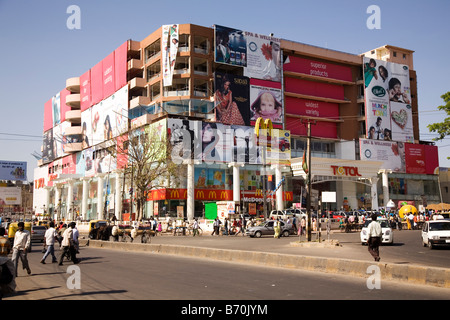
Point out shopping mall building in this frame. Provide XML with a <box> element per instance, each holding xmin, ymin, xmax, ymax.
<box><xmin>32</xmin><ymin>23</ymin><xmax>440</xmax><ymax>222</ymax></box>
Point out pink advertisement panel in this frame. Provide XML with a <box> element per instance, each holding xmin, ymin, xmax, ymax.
<box><xmin>114</xmin><ymin>41</ymin><xmax>128</xmax><ymax>91</ymax></box>
<box><xmin>284</xmin><ymin>77</ymin><xmax>345</xmax><ymax>101</ymax></box>
<box><xmin>59</xmin><ymin>89</ymin><xmax>71</xmax><ymax>123</ymax></box>
<box><xmin>284</xmin><ymin>56</ymin><xmax>352</xmax><ymax>82</ymax></box>
<box><xmin>286</xmin><ymin>117</ymin><xmax>337</xmax><ymax>139</ymax></box>
<box><xmin>80</xmin><ymin>70</ymin><xmax>91</xmax><ymax>111</ymax></box>
<box><xmin>405</xmin><ymin>143</ymin><xmax>426</xmax><ymax>174</ymax></box>
<box><xmin>285</xmin><ymin>97</ymin><xmax>339</xmax><ymax>118</ymax></box>
<box><xmin>425</xmin><ymin>144</ymin><xmax>439</xmax><ymax>175</ymax></box>
<box><xmin>43</xmin><ymin>99</ymin><xmax>53</xmax><ymax>132</ymax></box>
<box><xmin>91</xmin><ymin>61</ymin><xmax>103</xmax><ymax>105</ymax></box>
<box><xmin>102</xmin><ymin>52</ymin><xmax>115</xmax><ymax>99</ymax></box>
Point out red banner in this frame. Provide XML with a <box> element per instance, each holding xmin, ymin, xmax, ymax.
<box><xmin>114</xmin><ymin>41</ymin><xmax>128</xmax><ymax>91</ymax></box>
<box><xmin>285</xmin><ymin>117</ymin><xmax>337</xmax><ymax>139</ymax></box>
<box><xmin>285</xmin><ymin>97</ymin><xmax>339</xmax><ymax>118</ymax></box>
<box><xmin>285</xmin><ymin>77</ymin><xmax>345</xmax><ymax>101</ymax></box>
<box><xmin>102</xmin><ymin>52</ymin><xmax>115</xmax><ymax>99</ymax></box>
<box><xmin>425</xmin><ymin>144</ymin><xmax>439</xmax><ymax>175</ymax></box>
<box><xmin>59</xmin><ymin>89</ymin><xmax>71</xmax><ymax>123</ymax></box>
<box><xmin>284</xmin><ymin>56</ymin><xmax>352</xmax><ymax>82</ymax></box>
<box><xmin>43</xmin><ymin>99</ymin><xmax>53</xmax><ymax>132</ymax></box>
<box><xmin>91</xmin><ymin>61</ymin><xmax>103</xmax><ymax>105</ymax></box>
<box><xmin>405</xmin><ymin>143</ymin><xmax>426</xmax><ymax>174</ymax></box>
<box><xmin>80</xmin><ymin>70</ymin><xmax>91</xmax><ymax>111</ymax></box>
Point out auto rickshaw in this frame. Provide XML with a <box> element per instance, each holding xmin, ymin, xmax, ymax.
<box><xmin>88</xmin><ymin>220</ymin><xmax>109</xmax><ymax>240</ymax></box>
<box><xmin>8</xmin><ymin>222</ymin><xmax>32</xmax><ymax>252</ymax></box>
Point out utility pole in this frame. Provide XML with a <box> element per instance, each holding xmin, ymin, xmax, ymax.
<box><xmin>302</xmin><ymin>119</ymin><xmax>315</xmax><ymax>242</ymax></box>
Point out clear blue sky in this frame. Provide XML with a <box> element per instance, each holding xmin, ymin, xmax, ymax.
<box><xmin>0</xmin><ymin>0</ymin><xmax>449</xmax><ymax>182</ymax></box>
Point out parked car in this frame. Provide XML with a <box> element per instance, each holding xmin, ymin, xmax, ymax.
<box><xmin>421</xmin><ymin>219</ymin><xmax>450</xmax><ymax>249</ymax></box>
<box><xmin>31</xmin><ymin>225</ymin><xmax>47</xmax><ymax>243</ymax></box>
<box><xmin>245</xmin><ymin>220</ymin><xmax>295</xmax><ymax>238</ymax></box>
<box><xmin>360</xmin><ymin>218</ymin><xmax>394</xmax><ymax>245</ymax></box>
<box><xmin>269</xmin><ymin>209</ymin><xmax>306</xmax><ymax>221</ymax></box>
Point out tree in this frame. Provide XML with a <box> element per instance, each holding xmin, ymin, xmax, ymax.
<box><xmin>427</xmin><ymin>92</ymin><xmax>450</xmax><ymax>159</ymax></box>
<box><xmin>114</xmin><ymin>120</ymin><xmax>182</xmax><ymax>222</ymax></box>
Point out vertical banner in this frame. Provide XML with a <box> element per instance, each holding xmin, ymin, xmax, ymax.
<box><xmin>388</xmin><ymin>63</ymin><xmax>413</xmax><ymax>142</ymax></box>
<box><xmin>162</xmin><ymin>24</ymin><xmax>179</xmax><ymax>87</ymax></box>
<box><xmin>214</xmin><ymin>72</ymin><xmax>250</xmax><ymax>126</ymax></box>
<box><xmin>363</xmin><ymin>57</ymin><xmax>391</xmax><ymax>141</ymax></box>
<box><xmin>80</xmin><ymin>70</ymin><xmax>91</xmax><ymax>111</ymax></box>
<box><xmin>102</xmin><ymin>52</ymin><xmax>116</xmax><ymax>99</ymax></box>
<box><xmin>52</xmin><ymin>92</ymin><xmax>61</xmax><ymax>127</ymax></box>
<box><xmin>363</xmin><ymin>57</ymin><xmax>413</xmax><ymax>142</ymax></box>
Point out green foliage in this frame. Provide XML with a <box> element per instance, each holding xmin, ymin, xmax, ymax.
<box><xmin>427</xmin><ymin>92</ymin><xmax>450</xmax><ymax>142</ymax></box>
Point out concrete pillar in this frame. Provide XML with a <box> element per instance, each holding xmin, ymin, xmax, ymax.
<box><xmin>381</xmin><ymin>170</ymin><xmax>390</xmax><ymax>208</ymax></box>
<box><xmin>81</xmin><ymin>178</ymin><xmax>89</xmax><ymax>220</ymax></box>
<box><xmin>275</xmin><ymin>165</ymin><xmax>283</xmax><ymax>211</ymax></box>
<box><xmin>54</xmin><ymin>185</ymin><xmax>61</xmax><ymax>221</ymax></box>
<box><xmin>115</xmin><ymin>171</ymin><xmax>122</xmax><ymax>221</ymax></box>
<box><xmin>97</xmin><ymin>174</ymin><xmax>105</xmax><ymax>220</ymax></box>
<box><xmin>228</xmin><ymin>162</ymin><xmax>243</xmax><ymax>204</ymax></box>
<box><xmin>187</xmin><ymin>161</ymin><xmax>195</xmax><ymax>222</ymax></box>
<box><xmin>67</xmin><ymin>180</ymin><xmax>74</xmax><ymax>221</ymax></box>
<box><xmin>371</xmin><ymin>177</ymin><xmax>379</xmax><ymax>210</ymax></box>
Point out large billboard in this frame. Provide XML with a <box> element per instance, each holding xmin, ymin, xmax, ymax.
<box><xmin>360</xmin><ymin>138</ymin><xmax>405</xmax><ymax>173</ymax></box>
<box><xmin>81</xmin><ymin>85</ymin><xmax>129</xmax><ymax>148</ymax></box>
<box><xmin>363</xmin><ymin>57</ymin><xmax>413</xmax><ymax>142</ymax></box>
<box><xmin>214</xmin><ymin>72</ymin><xmax>250</xmax><ymax>126</ymax></box>
<box><xmin>0</xmin><ymin>161</ymin><xmax>27</xmax><ymax>181</ymax></box>
<box><xmin>249</xmin><ymin>79</ymin><xmax>283</xmax><ymax>127</ymax></box>
<box><xmin>0</xmin><ymin>187</ymin><xmax>21</xmax><ymax>205</ymax></box>
<box><xmin>214</xmin><ymin>25</ymin><xmax>282</xmax><ymax>82</ymax></box>
<box><xmin>168</xmin><ymin>118</ymin><xmax>291</xmax><ymax>165</ymax></box>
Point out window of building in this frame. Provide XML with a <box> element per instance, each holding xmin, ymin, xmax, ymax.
<box><xmin>393</xmin><ymin>51</ymin><xmax>397</xmax><ymax>57</ymax></box>
<box><xmin>403</xmin><ymin>54</ymin><xmax>407</xmax><ymax>60</ymax></box>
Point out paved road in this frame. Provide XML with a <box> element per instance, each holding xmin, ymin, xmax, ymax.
<box><xmin>5</xmin><ymin>244</ymin><xmax>450</xmax><ymax>302</ymax></box>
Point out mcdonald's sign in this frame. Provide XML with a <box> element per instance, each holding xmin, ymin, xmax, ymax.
<box><xmin>170</xmin><ymin>189</ymin><xmax>180</xmax><ymax>199</ymax></box>
<box><xmin>208</xmin><ymin>191</ymin><xmax>217</xmax><ymax>199</ymax></box>
<box><xmin>254</xmin><ymin>117</ymin><xmax>273</xmax><ymax>138</ymax></box>
<box><xmin>255</xmin><ymin>189</ymin><xmax>263</xmax><ymax>197</ymax></box>
<box><xmin>196</xmin><ymin>190</ymin><xmax>205</xmax><ymax>199</ymax></box>
<box><xmin>220</xmin><ymin>190</ymin><xmax>228</xmax><ymax>200</ymax></box>
<box><xmin>284</xmin><ymin>192</ymin><xmax>293</xmax><ymax>201</ymax></box>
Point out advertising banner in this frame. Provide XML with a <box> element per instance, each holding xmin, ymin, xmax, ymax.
<box><xmin>214</xmin><ymin>25</ymin><xmax>247</xmax><ymax>67</ymax></box>
<box><xmin>82</xmin><ymin>85</ymin><xmax>129</xmax><ymax>148</ymax></box>
<box><xmin>114</xmin><ymin>41</ymin><xmax>128</xmax><ymax>91</ymax></box>
<box><xmin>214</xmin><ymin>72</ymin><xmax>250</xmax><ymax>126</ymax></box>
<box><xmin>162</xmin><ymin>24</ymin><xmax>179</xmax><ymax>87</ymax></box>
<box><xmin>363</xmin><ymin>57</ymin><xmax>413</xmax><ymax>142</ymax></box>
<box><xmin>194</xmin><ymin>168</ymin><xmax>227</xmax><ymax>189</ymax></box>
<box><xmin>243</xmin><ymin>32</ymin><xmax>282</xmax><ymax>82</ymax></box>
<box><xmin>169</xmin><ymin>119</ymin><xmax>290</xmax><ymax>165</ymax></box>
<box><xmin>42</xmin><ymin>129</ymin><xmax>55</xmax><ymax>163</ymax></box>
<box><xmin>52</xmin><ymin>92</ymin><xmax>61</xmax><ymax>127</ymax></box>
<box><xmin>0</xmin><ymin>161</ymin><xmax>27</xmax><ymax>181</ymax></box>
<box><xmin>80</xmin><ymin>70</ymin><xmax>91</xmax><ymax>111</ymax></box>
<box><xmin>59</xmin><ymin>89</ymin><xmax>71</xmax><ymax>123</ymax></box>
<box><xmin>424</xmin><ymin>144</ymin><xmax>439</xmax><ymax>175</ymax></box>
<box><xmin>102</xmin><ymin>51</ymin><xmax>115</xmax><ymax>99</ymax></box>
<box><xmin>43</xmin><ymin>99</ymin><xmax>53</xmax><ymax>132</ymax></box>
<box><xmin>91</xmin><ymin>60</ymin><xmax>103</xmax><ymax>105</ymax></box>
<box><xmin>0</xmin><ymin>187</ymin><xmax>21</xmax><ymax>205</ymax></box>
<box><xmin>359</xmin><ymin>138</ymin><xmax>405</xmax><ymax>173</ymax></box>
<box><xmin>284</xmin><ymin>56</ymin><xmax>352</xmax><ymax>82</ymax></box>
<box><xmin>250</xmin><ymin>79</ymin><xmax>283</xmax><ymax>126</ymax></box>
<box><xmin>285</xmin><ymin>97</ymin><xmax>339</xmax><ymax>119</ymax></box>
<box><xmin>405</xmin><ymin>143</ymin><xmax>426</xmax><ymax>174</ymax></box>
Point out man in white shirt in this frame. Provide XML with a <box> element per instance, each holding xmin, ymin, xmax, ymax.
<box><xmin>367</xmin><ymin>214</ymin><xmax>382</xmax><ymax>262</ymax></box>
<box><xmin>40</xmin><ymin>221</ymin><xmax>58</xmax><ymax>264</ymax></box>
<box><xmin>58</xmin><ymin>222</ymin><xmax>79</xmax><ymax>265</ymax></box>
<box><xmin>11</xmin><ymin>222</ymin><xmax>31</xmax><ymax>276</ymax></box>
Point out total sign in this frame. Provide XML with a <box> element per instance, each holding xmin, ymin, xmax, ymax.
<box><xmin>331</xmin><ymin>165</ymin><xmax>362</xmax><ymax>177</ymax></box>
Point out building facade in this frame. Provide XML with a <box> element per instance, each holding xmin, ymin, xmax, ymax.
<box><xmin>33</xmin><ymin>24</ymin><xmax>441</xmax><ymax>222</ymax></box>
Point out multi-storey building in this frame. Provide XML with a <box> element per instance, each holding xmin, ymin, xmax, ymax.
<box><xmin>33</xmin><ymin>23</ymin><xmax>441</xmax><ymax>222</ymax></box>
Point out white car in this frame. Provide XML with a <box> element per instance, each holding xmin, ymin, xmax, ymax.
<box><xmin>421</xmin><ymin>219</ymin><xmax>450</xmax><ymax>249</ymax></box>
<box><xmin>360</xmin><ymin>218</ymin><xmax>394</xmax><ymax>245</ymax></box>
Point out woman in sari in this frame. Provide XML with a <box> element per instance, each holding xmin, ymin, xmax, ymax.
<box><xmin>215</xmin><ymin>77</ymin><xmax>245</xmax><ymax>126</ymax></box>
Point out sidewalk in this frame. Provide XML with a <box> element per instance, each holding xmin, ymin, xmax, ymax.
<box><xmin>81</xmin><ymin>230</ymin><xmax>450</xmax><ymax>288</ymax></box>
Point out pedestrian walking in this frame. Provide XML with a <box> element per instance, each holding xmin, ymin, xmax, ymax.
<box><xmin>274</xmin><ymin>218</ymin><xmax>281</xmax><ymax>239</ymax></box>
<box><xmin>0</xmin><ymin>227</ymin><xmax>11</xmax><ymax>257</ymax></box>
<box><xmin>367</xmin><ymin>214</ymin><xmax>382</xmax><ymax>262</ymax></box>
<box><xmin>58</xmin><ymin>222</ymin><xmax>79</xmax><ymax>265</ymax></box>
<box><xmin>212</xmin><ymin>218</ymin><xmax>221</xmax><ymax>236</ymax></box>
<box><xmin>40</xmin><ymin>221</ymin><xmax>58</xmax><ymax>264</ymax></box>
<box><xmin>223</xmin><ymin>218</ymin><xmax>229</xmax><ymax>236</ymax></box>
<box><xmin>192</xmin><ymin>218</ymin><xmax>199</xmax><ymax>236</ymax></box>
<box><xmin>72</xmin><ymin>223</ymin><xmax>80</xmax><ymax>254</ymax></box>
<box><xmin>11</xmin><ymin>222</ymin><xmax>31</xmax><ymax>276</ymax></box>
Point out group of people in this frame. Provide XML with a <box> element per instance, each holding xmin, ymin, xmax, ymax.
<box><xmin>0</xmin><ymin>220</ymin><xmax>80</xmax><ymax>299</ymax></box>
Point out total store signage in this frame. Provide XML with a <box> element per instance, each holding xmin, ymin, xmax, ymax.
<box><xmin>331</xmin><ymin>165</ymin><xmax>362</xmax><ymax>177</ymax></box>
